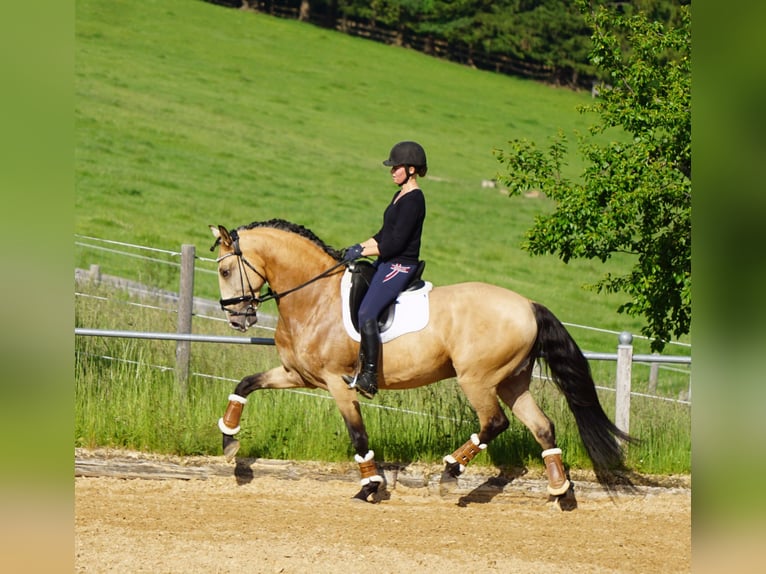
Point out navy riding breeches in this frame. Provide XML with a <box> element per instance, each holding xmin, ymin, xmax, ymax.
<box><xmin>357</xmin><ymin>261</ymin><xmax>415</xmax><ymax>326</ymax></box>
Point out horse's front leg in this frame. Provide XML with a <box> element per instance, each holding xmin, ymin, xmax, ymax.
<box><xmin>218</xmin><ymin>365</ymin><xmax>306</xmax><ymax>461</ymax></box>
<box><xmin>327</xmin><ymin>379</ymin><xmax>384</xmax><ymax>503</ymax></box>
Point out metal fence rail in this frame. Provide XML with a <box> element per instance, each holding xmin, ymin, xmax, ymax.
<box><xmin>74</xmin><ymin>328</ymin><xmax>276</xmax><ymax>346</ymax></box>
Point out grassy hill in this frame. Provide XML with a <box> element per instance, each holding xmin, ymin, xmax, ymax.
<box><xmin>75</xmin><ymin>0</ymin><xmax>677</xmax><ymax>354</ymax></box>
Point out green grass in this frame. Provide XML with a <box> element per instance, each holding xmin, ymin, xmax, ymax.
<box><xmin>75</xmin><ymin>0</ymin><xmax>690</xmax><ymax>475</ymax></box>
<box><xmin>74</xmin><ymin>0</ymin><xmax>659</xmax><ymax>345</ymax></box>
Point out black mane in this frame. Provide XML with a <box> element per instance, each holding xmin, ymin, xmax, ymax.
<box><xmin>240</xmin><ymin>219</ymin><xmax>343</xmax><ymax>261</ymax></box>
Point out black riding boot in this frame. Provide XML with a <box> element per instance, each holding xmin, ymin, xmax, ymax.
<box><xmin>343</xmin><ymin>319</ymin><xmax>381</xmax><ymax>399</ymax></box>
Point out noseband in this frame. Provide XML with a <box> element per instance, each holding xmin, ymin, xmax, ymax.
<box><xmin>212</xmin><ymin>228</ymin><xmax>346</xmax><ymax>320</ymax></box>
<box><xmin>215</xmin><ymin>251</ymin><xmax>274</xmax><ymax>320</ymax></box>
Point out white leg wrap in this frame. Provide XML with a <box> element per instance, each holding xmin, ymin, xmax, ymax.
<box><xmin>360</xmin><ymin>475</ymin><xmax>385</xmax><ymax>485</ymax></box>
<box><xmin>542</xmin><ymin>447</ymin><xmax>562</xmax><ymax>459</ymax></box>
<box><xmin>218</xmin><ymin>417</ymin><xmax>240</xmax><ymax>435</ymax></box>
<box><xmin>443</xmin><ymin>454</ymin><xmax>465</xmax><ymax>474</ymax></box>
<box><xmin>470</xmin><ymin>433</ymin><xmax>488</xmax><ymax>450</ymax></box>
<box><xmin>355</xmin><ymin>450</ymin><xmax>383</xmax><ymax>486</ymax></box>
<box><xmin>354</xmin><ymin>450</ymin><xmax>375</xmax><ymax>463</ymax></box>
<box><xmin>228</xmin><ymin>394</ymin><xmax>248</xmax><ymax>404</ymax></box>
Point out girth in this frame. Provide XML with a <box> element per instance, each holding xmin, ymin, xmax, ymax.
<box><xmin>347</xmin><ymin>260</ymin><xmax>426</xmax><ymax>332</ymax></box>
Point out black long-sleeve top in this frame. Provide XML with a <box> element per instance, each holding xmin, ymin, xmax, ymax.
<box><xmin>372</xmin><ymin>189</ymin><xmax>426</xmax><ymax>264</ymax></box>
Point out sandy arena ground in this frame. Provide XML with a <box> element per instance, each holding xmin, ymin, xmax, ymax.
<box><xmin>75</xmin><ymin>449</ymin><xmax>691</xmax><ymax>573</ymax></box>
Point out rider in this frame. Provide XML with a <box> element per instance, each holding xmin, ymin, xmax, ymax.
<box><xmin>341</xmin><ymin>141</ymin><xmax>428</xmax><ymax>399</ymax></box>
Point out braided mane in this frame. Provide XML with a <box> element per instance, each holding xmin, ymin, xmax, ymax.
<box><xmin>240</xmin><ymin>219</ymin><xmax>343</xmax><ymax>261</ymax></box>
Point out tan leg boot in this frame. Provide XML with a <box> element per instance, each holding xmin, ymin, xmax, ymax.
<box><xmin>542</xmin><ymin>447</ymin><xmax>571</xmax><ymax>496</ymax></box>
<box><xmin>218</xmin><ymin>394</ymin><xmax>247</xmax><ymax>435</ymax></box>
<box><xmin>443</xmin><ymin>433</ymin><xmax>487</xmax><ymax>475</ymax></box>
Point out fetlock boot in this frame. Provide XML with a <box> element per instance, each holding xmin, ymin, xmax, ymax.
<box><xmin>542</xmin><ymin>447</ymin><xmax>571</xmax><ymax>496</ymax></box>
<box><xmin>343</xmin><ymin>319</ymin><xmax>381</xmax><ymax>399</ymax></box>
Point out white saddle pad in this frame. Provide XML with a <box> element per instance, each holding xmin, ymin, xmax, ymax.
<box><xmin>340</xmin><ymin>269</ymin><xmax>432</xmax><ymax>343</ymax></box>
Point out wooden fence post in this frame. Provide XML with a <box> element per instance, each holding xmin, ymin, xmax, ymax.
<box><xmin>615</xmin><ymin>331</ymin><xmax>633</xmax><ymax>435</ymax></box>
<box><xmin>175</xmin><ymin>244</ymin><xmax>195</xmax><ymax>394</ymax></box>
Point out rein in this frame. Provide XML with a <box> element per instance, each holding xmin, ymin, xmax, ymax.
<box><xmin>213</xmin><ymin>228</ymin><xmax>346</xmax><ymax>317</ymax></box>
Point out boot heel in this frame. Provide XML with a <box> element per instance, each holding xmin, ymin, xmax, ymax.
<box><xmin>355</xmin><ymin>375</ymin><xmax>377</xmax><ymax>399</ymax></box>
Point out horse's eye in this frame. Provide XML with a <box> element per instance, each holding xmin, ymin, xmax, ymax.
<box><xmin>220</xmin><ymin>268</ymin><xmax>230</xmax><ymax>279</ymax></box>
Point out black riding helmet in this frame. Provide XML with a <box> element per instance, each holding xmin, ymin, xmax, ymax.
<box><xmin>383</xmin><ymin>141</ymin><xmax>428</xmax><ymax>177</ymax></box>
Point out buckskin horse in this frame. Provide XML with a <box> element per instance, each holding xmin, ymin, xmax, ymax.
<box><xmin>210</xmin><ymin>219</ymin><xmax>633</xmax><ymax>502</ymax></box>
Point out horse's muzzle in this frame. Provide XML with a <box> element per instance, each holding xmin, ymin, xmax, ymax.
<box><xmin>220</xmin><ymin>296</ymin><xmax>260</xmax><ymax>331</ymax></box>
<box><xmin>227</xmin><ymin>306</ymin><xmax>258</xmax><ymax>332</ymax></box>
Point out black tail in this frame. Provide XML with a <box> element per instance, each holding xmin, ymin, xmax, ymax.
<box><xmin>532</xmin><ymin>302</ymin><xmax>635</xmax><ymax>471</ymax></box>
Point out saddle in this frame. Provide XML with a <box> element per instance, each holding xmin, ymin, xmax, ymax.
<box><xmin>347</xmin><ymin>260</ymin><xmax>426</xmax><ymax>332</ymax></box>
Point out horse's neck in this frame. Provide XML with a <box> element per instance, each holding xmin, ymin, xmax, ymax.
<box><xmin>260</xmin><ymin>237</ymin><xmax>342</xmax><ymax>338</ymax></box>
<box><xmin>246</xmin><ymin>231</ymin><xmax>339</xmax><ymax>302</ymax></box>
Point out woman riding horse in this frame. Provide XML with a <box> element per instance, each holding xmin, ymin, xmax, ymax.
<box><xmin>341</xmin><ymin>140</ymin><xmax>428</xmax><ymax>399</ymax></box>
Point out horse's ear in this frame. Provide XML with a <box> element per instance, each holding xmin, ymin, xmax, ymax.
<box><xmin>209</xmin><ymin>225</ymin><xmax>233</xmax><ymax>248</ymax></box>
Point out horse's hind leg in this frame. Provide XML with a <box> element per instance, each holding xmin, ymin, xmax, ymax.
<box><xmin>497</xmin><ymin>370</ymin><xmax>571</xmax><ymax>496</ymax></box>
<box><xmin>218</xmin><ymin>365</ymin><xmax>307</xmax><ymax>461</ymax></box>
<box><xmin>442</xmin><ymin>379</ymin><xmax>510</xmax><ymax>479</ymax></box>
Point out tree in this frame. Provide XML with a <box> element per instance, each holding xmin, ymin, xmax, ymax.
<box><xmin>494</xmin><ymin>1</ymin><xmax>691</xmax><ymax>352</ymax></box>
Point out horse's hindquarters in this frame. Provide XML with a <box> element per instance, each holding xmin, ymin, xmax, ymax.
<box><xmin>374</xmin><ymin>283</ymin><xmax>536</xmax><ymax>390</ymax></box>
<box><xmin>428</xmin><ymin>283</ymin><xmax>537</xmax><ymax>377</ymax></box>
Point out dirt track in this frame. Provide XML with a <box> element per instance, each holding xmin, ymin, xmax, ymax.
<box><xmin>74</xmin><ymin>449</ymin><xmax>691</xmax><ymax>573</ymax></box>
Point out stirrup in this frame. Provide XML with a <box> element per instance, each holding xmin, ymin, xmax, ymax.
<box><xmin>344</xmin><ymin>371</ymin><xmax>377</xmax><ymax>399</ymax></box>
<box><xmin>342</xmin><ymin>373</ymin><xmax>357</xmax><ymax>389</ymax></box>
<box><xmin>354</xmin><ymin>375</ymin><xmax>377</xmax><ymax>399</ymax></box>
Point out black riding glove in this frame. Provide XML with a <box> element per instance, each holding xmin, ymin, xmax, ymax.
<box><xmin>342</xmin><ymin>244</ymin><xmax>363</xmax><ymax>262</ymax></box>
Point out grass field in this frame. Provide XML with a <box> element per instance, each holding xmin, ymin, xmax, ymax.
<box><xmin>74</xmin><ymin>0</ymin><xmax>671</xmax><ymax>348</ymax></box>
<box><xmin>75</xmin><ymin>0</ymin><xmax>690</xmax><ymax>474</ymax></box>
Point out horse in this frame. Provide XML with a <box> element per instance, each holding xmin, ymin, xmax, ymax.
<box><xmin>209</xmin><ymin>218</ymin><xmax>634</xmax><ymax>502</ymax></box>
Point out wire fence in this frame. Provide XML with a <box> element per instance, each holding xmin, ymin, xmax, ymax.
<box><xmin>74</xmin><ymin>233</ymin><xmax>693</xmax><ymax>347</ymax></box>
<box><xmin>75</xmin><ymin>235</ymin><xmax>692</xmax><ymax>430</ymax></box>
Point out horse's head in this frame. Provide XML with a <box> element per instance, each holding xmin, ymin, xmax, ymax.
<box><xmin>209</xmin><ymin>225</ymin><xmax>267</xmax><ymax>332</ymax></box>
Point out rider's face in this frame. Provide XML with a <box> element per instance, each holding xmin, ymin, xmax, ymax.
<box><xmin>390</xmin><ymin>165</ymin><xmax>409</xmax><ymax>185</ymax></box>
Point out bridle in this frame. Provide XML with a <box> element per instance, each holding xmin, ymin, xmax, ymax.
<box><xmin>211</xmin><ymin>228</ymin><xmax>346</xmax><ymax>320</ymax></box>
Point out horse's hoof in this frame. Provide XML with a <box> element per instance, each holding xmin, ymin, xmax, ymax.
<box><xmin>439</xmin><ymin>469</ymin><xmax>459</xmax><ymax>496</ymax></box>
<box><xmin>553</xmin><ymin>487</ymin><xmax>578</xmax><ymax>511</ymax></box>
<box><xmin>352</xmin><ymin>482</ymin><xmax>380</xmax><ymax>503</ymax></box>
<box><xmin>222</xmin><ymin>435</ymin><xmax>240</xmax><ymax>462</ymax></box>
